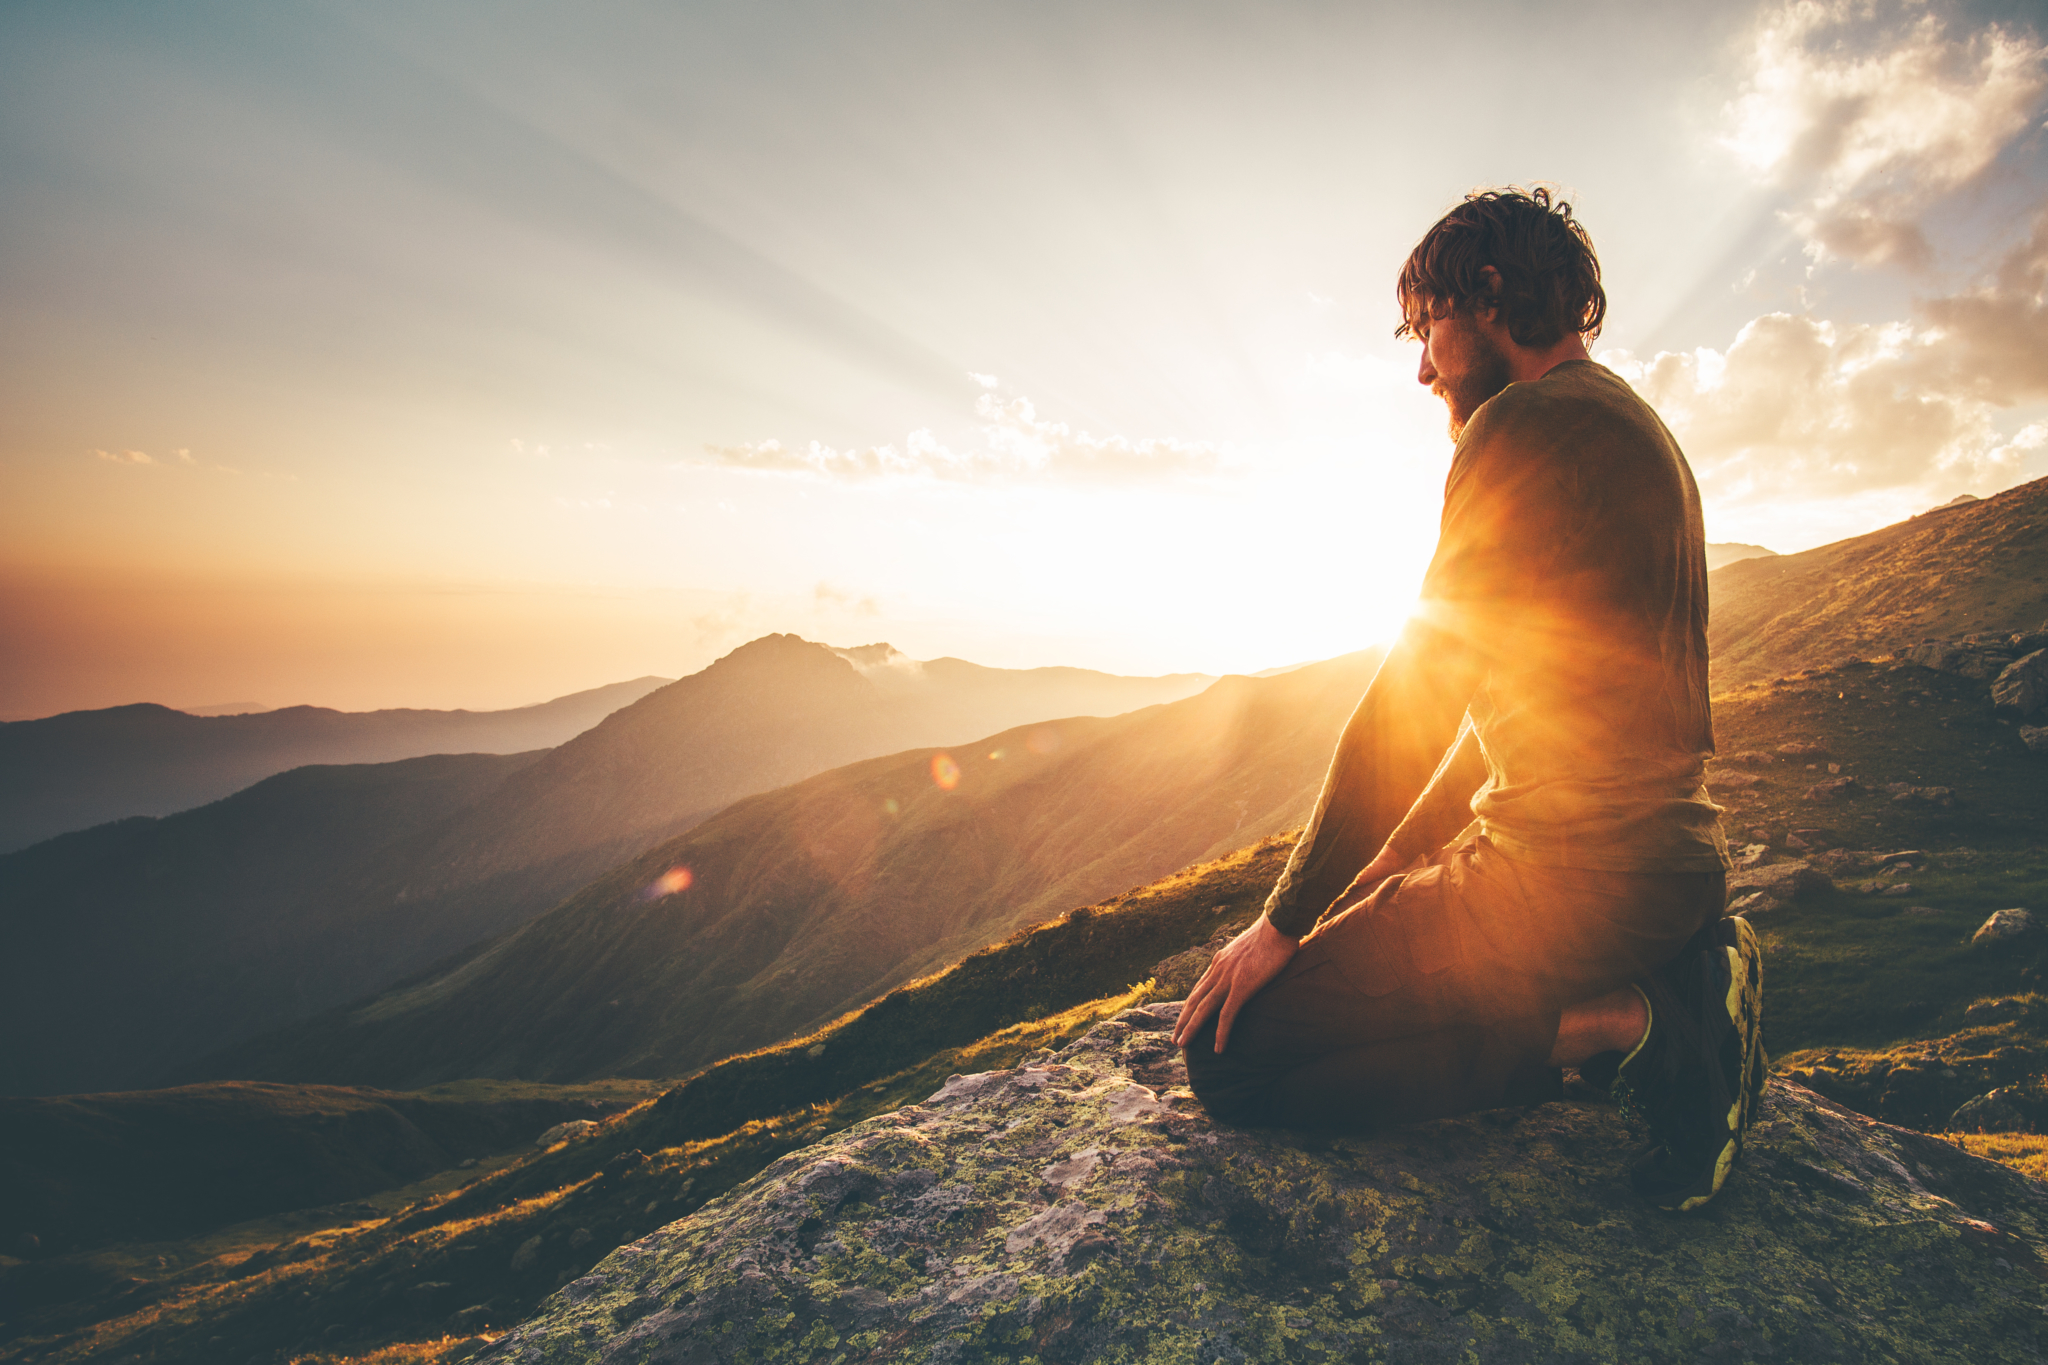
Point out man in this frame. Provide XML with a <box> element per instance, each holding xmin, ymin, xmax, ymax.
<box><xmin>1171</xmin><ymin>186</ymin><xmax>1764</xmax><ymax>1212</ymax></box>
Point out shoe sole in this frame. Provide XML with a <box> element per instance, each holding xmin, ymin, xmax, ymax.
<box><xmin>1675</xmin><ymin>914</ymin><xmax>1764</xmax><ymax>1212</ymax></box>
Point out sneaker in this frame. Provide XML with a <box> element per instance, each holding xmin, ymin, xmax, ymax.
<box><xmin>1612</xmin><ymin>914</ymin><xmax>1765</xmax><ymax>1211</ymax></box>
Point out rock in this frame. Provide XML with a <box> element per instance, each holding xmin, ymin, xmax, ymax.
<box><xmin>1878</xmin><ymin>884</ymin><xmax>1915</xmax><ymax>897</ymax></box>
<box><xmin>1810</xmin><ymin>849</ymin><xmax>1873</xmax><ymax>876</ymax></box>
<box><xmin>1966</xmin><ymin>998</ymin><xmax>2029</xmax><ymax>1025</ymax></box>
<box><xmin>1875</xmin><ymin>849</ymin><xmax>1926</xmax><ymax>867</ymax></box>
<box><xmin>1728</xmin><ymin>860</ymin><xmax>1833</xmax><ymax>904</ymax></box>
<box><xmin>536</xmin><ymin>1120</ymin><xmax>598</xmax><ymax>1148</ymax></box>
<box><xmin>1903</xmin><ymin>906</ymin><xmax>1944</xmax><ymax>916</ymax></box>
<box><xmin>1805</xmin><ymin>776</ymin><xmax>1861</xmax><ymax>802</ymax></box>
<box><xmin>1993</xmin><ymin>650</ymin><xmax>2048</xmax><ymax>717</ymax></box>
<box><xmin>1716</xmin><ymin>750</ymin><xmax>1778</xmax><ymax>768</ymax></box>
<box><xmin>1727</xmin><ymin>891</ymin><xmax>1779</xmax><ymax>916</ymax></box>
<box><xmin>1950</xmin><ymin>1088</ymin><xmax>2031</xmax><ymax>1135</ymax></box>
<box><xmin>458</xmin><ymin>1158</ymin><xmax>479</xmax><ymax>1170</ymax></box>
<box><xmin>1147</xmin><ymin>932</ymin><xmax>1230</xmax><ymax>1000</ymax></box>
<box><xmin>568</xmin><ymin>1228</ymin><xmax>594</xmax><ymax>1250</ymax></box>
<box><xmin>1973</xmin><ymin>909</ymin><xmax>2039</xmax><ymax>946</ymax></box>
<box><xmin>1890</xmin><ymin>786</ymin><xmax>1955</xmax><ymax>808</ymax></box>
<box><xmin>1731</xmin><ymin>842</ymin><xmax>1771</xmax><ymax>869</ymax></box>
<box><xmin>2022</xmin><ymin>724</ymin><xmax>2048</xmax><ymax>754</ymax></box>
<box><xmin>485</xmin><ymin>1005</ymin><xmax>2048</xmax><ymax>1364</ymax></box>
<box><xmin>1713</xmin><ymin>770</ymin><xmax>1763</xmax><ymax>789</ymax></box>
<box><xmin>1904</xmin><ymin>641</ymin><xmax>2015</xmax><ymax>680</ymax></box>
<box><xmin>509</xmin><ymin>1235</ymin><xmax>543</xmax><ymax>1273</ymax></box>
<box><xmin>1776</xmin><ymin>740</ymin><xmax>1831</xmax><ymax>759</ymax></box>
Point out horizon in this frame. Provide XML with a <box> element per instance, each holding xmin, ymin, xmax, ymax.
<box><xmin>5</xmin><ymin>0</ymin><xmax>2047</xmax><ymax>718</ymax></box>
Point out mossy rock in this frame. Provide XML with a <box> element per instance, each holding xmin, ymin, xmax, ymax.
<box><xmin>482</xmin><ymin>1006</ymin><xmax>2048</xmax><ymax>1364</ymax></box>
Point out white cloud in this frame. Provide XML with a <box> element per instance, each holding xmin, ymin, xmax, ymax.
<box><xmin>1603</xmin><ymin>309</ymin><xmax>2032</xmax><ymax>519</ymax></box>
<box><xmin>1725</xmin><ymin>0</ymin><xmax>2048</xmax><ymax>267</ymax></box>
<box><xmin>94</xmin><ymin>448</ymin><xmax>154</xmax><ymax>465</ymax></box>
<box><xmin>702</xmin><ymin>384</ymin><xmax>1222</xmax><ymax>485</ymax></box>
<box><xmin>814</xmin><ymin>581</ymin><xmax>881</xmax><ymax>616</ymax></box>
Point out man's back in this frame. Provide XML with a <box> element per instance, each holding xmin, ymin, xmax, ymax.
<box><xmin>1434</xmin><ymin>358</ymin><xmax>1726</xmax><ymax>873</ymax></box>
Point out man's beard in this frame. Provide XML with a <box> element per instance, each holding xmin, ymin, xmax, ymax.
<box><xmin>1433</xmin><ymin>338</ymin><xmax>1512</xmax><ymax>440</ymax></box>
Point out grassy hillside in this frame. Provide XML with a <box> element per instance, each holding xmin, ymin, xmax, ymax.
<box><xmin>1708</xmin><ymin>473</ymin><xmax>2048</xmax><ymax>688</ymax></box>
<box><xmin>208</xmin><ymin>651</ymin><xmax>1382</xmax><ymax>1090</ymax></box>
<box><xmin>1</xmin><ymin>1079</ymin><xmax>661</xmax><ymax>1254</ymax></box>
<box><xmin>0</xmin><ymin>839</ymin><xmax>1284</xmax><ymax>1365</ymax></box>
<box><xmin>0</xmin><ymin>752</ymin><xmax>545</xmax><ymax>1097</ymax></box>
<box><xmin>0</xmin><ymin>678</ymin><xmax>672</xmax><ymax>855</ymax></box>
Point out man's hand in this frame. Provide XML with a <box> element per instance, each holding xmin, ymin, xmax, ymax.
<box><xmin>1324</xmin><ymin>845</ymin><xmax>1412</xmax><ymax>919</ymax></box>
<box><xmin>1172</xmin><ymin>916</ymin><xmax>1299</xmax><ymax>1053</ymax></box>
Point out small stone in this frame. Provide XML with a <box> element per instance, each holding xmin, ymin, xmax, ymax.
<box><xmin>1731</xmin><ymin>843</ymin><xmax>1771</xmax><ymax>869</ymax></box>
<box><xmin>535</xmin><ymin>1120</ymin><xmax>598</xmax><ymax>1147</ymax></box>
<box><xmin>2021</xmin><ymin>724</ymin><xmax>2048</xmax><ymax>754</ymax></box>
<box><xmin>1973</xmin><ymin>909</ymin><xmax>2038</xmax><ymax>946</ymax></box>
<box><xmin>1903</xmin><ymin>906</ymin><xmax>1943</xmax><ymax>916</ymax></box>
<box><xmin>1879</xmin><ymin>884</ymin><xmax>1915</xmax><ymax>897</ymax></box>
<box><xmin>1718</xmin><ymin>751</ymin><xmax>1778</xmax><ymax>769</ymax></box>
<box><xmin>1714</xmin><ymin>771</ymin><xmax>1763</xmax><ymax>789</ymax></box>
<box><xmin>1727</xmin><ymin>860</ymin><xmax>1833</xmax><ymax>904</ymax></box>
<box><xmin>1777</xmin><ymin>740</ymin><xmax>1831</xmax><ymax>759</ymax></box>
<box><xmin>1805</xmin><ymin>776</ymin><xmax>1862</xmax><ymax>803</ymax></box>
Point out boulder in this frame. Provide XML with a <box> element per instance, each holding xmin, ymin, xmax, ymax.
<box><xmin>1776</xmin><ymin>740</ymin><xmax>1831</xmax><ymax>759</ymax></box>
<box><xmin>1728</xmin><ymin>859</ymin><xmax>1834</xmax><ymax>904</ymax></box>
<box><xmin>1805</xmin><ymin>776</ymin><xmax>1861</xmax><ymax>803</ymax></box>
<box><xmin>2022</xmin><ymin>724</ymin><xmax>2048</xmax><ymax>755</ymax></box>
<box><xmin>1904</xmin><ymin>641</ymin><xmax>2015</xmax><ymax>680</ymax></box>
<box><xmin>1730</xmin><ymin>842</ymin><xmax>1771</xmax><ymax>870</ymax></box>
<box><xmin>1973</xmin><ymin>909</ymin><xmax>2039</xmax><ymax>946</ymax></box>
<box><xmin>1965</xmin><ymin>997</ymin><xmax>2030</xmax><ymax>1025</ymax></box>
<box><xmin>536</xmin><ymin>1119</ymin><xmax>599</xmax><ymax>1147</ymax></box>
<box><xmin>1993</xmin><ymin>650</ymin><xmax>2048</xmax><ymax>717</ymax></box>
<box><xmin>1889</xmin><ymin>785</ymin><xmax>1955</xmax><ymax>808</ymax></box>
<box><xmin>1949</xmin><ymin>1088</ymin><xmax>2030</xmax><ymax>1135</ymax></box>
<box><xmin>1810</xmin><ymin>849</ymin><xmax>1873</xmax><ymax>876</ymax></box>
<box><xmin>485</xmin><ymin>1005</ymin><xmax>2048</xmax><ymax>1364</ymax></box>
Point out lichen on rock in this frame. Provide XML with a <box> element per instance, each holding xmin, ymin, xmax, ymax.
<box><xmin>481</xmin><ymin>1003</ymin><xmax>2048</xmax><ymax>1364</ymax></box>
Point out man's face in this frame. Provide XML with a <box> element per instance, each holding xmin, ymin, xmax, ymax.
<box><xmin>1413</xmin><ymin>302</ymin><xmax>1511</xmax><ymax>440</ymax></box>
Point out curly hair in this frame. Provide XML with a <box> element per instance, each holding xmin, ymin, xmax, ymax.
<box><xmin>1394</xmin><ymin>186</ymin><xmax>1606</xmax><ymax>349</ymax></box>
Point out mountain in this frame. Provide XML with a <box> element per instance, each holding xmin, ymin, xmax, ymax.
<box><xmin>206</xmin><ymin>649</ymin><xmax>1383</xmax><ymax>1090</ymax></box>
<box><xmin>0</xmin><ymin>751</ymin><xmax>546</xmax><ymax>1097</ymax></box>
<box><xmin>1708</xmin><ymin>473</ymin><xmax>2048</xmax><ymax>688</ymax></box>
<box><xmin>0</xmin><ymin>677</ymin><xmax>672</xmax><ymax>854</ymax></box>
<box><xmin>0</xmin><ymin>638</ymin><xmax>1213</xmax><ymax>1096</ymax></box>
<box><xmin>1704</xmin><ymin>540</ymin><xmax>1777</xmax><ymax>570</ymax></box>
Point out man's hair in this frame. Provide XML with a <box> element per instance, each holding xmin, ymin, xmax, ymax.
<box><xmin>1394</xmin><ymin>185</ymin><xmax>1606</xmax><ymax>349</ymax></box>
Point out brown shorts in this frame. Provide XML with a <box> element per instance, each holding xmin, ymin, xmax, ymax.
<box><xmin>1182</xmin><ymin>835</ymin><xmax>1724</xmax><ymax>1131</ymax></box>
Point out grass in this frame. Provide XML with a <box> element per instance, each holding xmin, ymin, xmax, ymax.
<box><xmin>1946</xmin><ymin>1133</ymin><xmax>2048</xmax><ymax>1182</ymax></box>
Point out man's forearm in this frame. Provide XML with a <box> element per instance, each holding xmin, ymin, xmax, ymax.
<box><xmin>1263</xmin><ymin>623</ymin><xmax>1480</xmax><ymax>937</ymax></box>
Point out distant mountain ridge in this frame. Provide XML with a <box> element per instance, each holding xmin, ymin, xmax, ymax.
<box><xmin>1</xmin><ymin>639</ymin><xmax>1214</xmax><ymax>1096</ymax></box>
<box><xmin>1708</xmin><ymin>474</ymin><xmax>2048</xmax><ymax>688</ymax></box>
<box><xmin>0</xmin><ymin>677</ymin><xmax>673</xmax><ymax>854</ymax></box>
<box><xmin>209</xmin><ymin>649</ymin><xmax>1382</xmax><ymax>1091</ymax></box>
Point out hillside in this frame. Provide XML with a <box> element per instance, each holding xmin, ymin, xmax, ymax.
<box><xmin>0</xmin><ymin>637</ymin><xmax>1213</xmax><ymax>1097</ymax></box>
<box><xmin>207</xmin><ymin>650</ymin><xmax>1384</xmax><ymax>1090</ymax></box>
<box><xmin>0</xmin><ymin>677</ymin><xmax>671</xmax><ymax>854</ymax></box>
<box><xmin>0</xmin><ymin>752</ymin><xmax>545</xmax><ymax>1097</ymax></box>
<box><xmin>1708</xmin><ymin>473</ymin><xmax>2048</xmax><ymax>687</ymax></box>
<box><xmin>1704</xmin><ymin>539</ymin><xmax>1777</xmax><ymax>570</ymax></box>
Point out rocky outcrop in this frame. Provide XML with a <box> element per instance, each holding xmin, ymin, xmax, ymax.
<box><xmin>1975</xmin><ymin>909</ymin><xmax>2040</xmax><ymax>946</ymax></box>
<box><xmin>485</xmin><ymin>1004</ymin><xmax>2048</xmax><ymax>1364</ymax></box>
<box><xmin>1994</xmin><ymin>650</ymin><xmax>2048</xmax><ymax>717</ymax></box>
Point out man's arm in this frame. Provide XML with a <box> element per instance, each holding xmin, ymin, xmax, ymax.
<box><xmin>1172</xmin><ymin>619</ymin><xmax>1483</xmax><ymax>1052</ymax></box>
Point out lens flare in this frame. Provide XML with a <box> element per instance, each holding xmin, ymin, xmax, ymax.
<box><xmin>641</xmin><ymin>865</ymin><xmax>693</xmax><ymax>899</ymax></box>
<box><xmin>930</xmin><ymin>752</ymin><xmax>961</xmax><ymax>790</ymax></box>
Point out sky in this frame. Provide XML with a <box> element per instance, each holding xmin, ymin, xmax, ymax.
<box><xmin>4</xmin><ymin>0</ymin><xmax>2047</xmax><ymax>718</ymax></box>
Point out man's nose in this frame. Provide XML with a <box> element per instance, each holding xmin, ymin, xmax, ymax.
<box><xmin>1416</xmin><ymin>346</ymin><xmax>1436</xmax><ymax>387</ymax></box>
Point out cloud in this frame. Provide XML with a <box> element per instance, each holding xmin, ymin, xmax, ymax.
<box><xmin>813</xmin><ymin>581</ymin><xmax>881</xmax><ymax>616</ymax></box>
<box><xmin>1604</xmin><ymin>310</ymin><xmax>2038</xmax><ymax>513</ymax></box>
<box><xmin>1725</xmin><ymin>0</ymin><xmax>2048</xmax><ymax>267</ymax></box>
<box><xmin>95</xmin><ymin>449</ymin><xmax>155</xmax><ymax>465</ymax></box>
<box><xmin>1918</xmin><ymin>204</ymin><xmax>2048</xmax><ymax>404</ymax></box>
<box><xmin>702</xmin><ymin>383</ymin><xmax>1222</xmax><ymax>485</ymax></box>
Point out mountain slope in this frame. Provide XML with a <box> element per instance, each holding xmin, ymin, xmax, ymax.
<box><xmin>209</xmin><ymin>650</ymin><xmax>1384</xmax><ymax>1089</ymax></box>
<box><xmin>0</xmin><ymin>752</ymin><xmax>546</xmax><ymax>1097</ymax></box>
<box><xmin>1</xmin><ymin>637</ymin><xmax>1213</xmax><ymax>1096</ymax></box>
<box><xmin>0</xmin><ymin>678</ymin><xmax>672</xmax><ymax>854</ymax></box>
<box><xmin>1708</xmin><ymin>473</ymin><xmax>2048</xmax><ymax>687</ymax></box>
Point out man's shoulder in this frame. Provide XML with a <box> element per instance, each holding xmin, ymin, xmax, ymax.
<box><xmin>1465</xmin><ymin>361</ymin><xmax>1670</xmax><ymax>459</ymax></box>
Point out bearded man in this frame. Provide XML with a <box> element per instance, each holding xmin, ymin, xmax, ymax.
<box><xmin>1171</xmin><ymin>186</ymin><xmax>1764</xmax><ymax>1211</ymax></box>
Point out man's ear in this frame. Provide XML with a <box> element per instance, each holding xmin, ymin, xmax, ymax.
<box><xmin>1476</xmin><ymin>266</ymin><xmax>1504</xmax><ymax>324</ymax></box>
